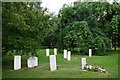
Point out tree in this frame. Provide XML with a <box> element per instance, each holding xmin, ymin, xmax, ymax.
<box><xmin>41</xmin><ymin>16</ymin><xmax>59</xmax><ymax>48</ymax></box>
<box><xmin>58</xmin><ymin>2</ymin><xmax>112</xmax><ymax>55</ymax></box>
<box><xmin>110</xmin><ymin>15</ymin><xmax>119</xmax><ymax>50</ymax></box>
<box><xmin>2</xmin><ymin>2</ymin><xmax>51</xmax><ymax>55</ymax></box>
<box><xmin>63</xmin><ymin>21</ymin><xmax>92</xmax><ymax>52</ymax></box>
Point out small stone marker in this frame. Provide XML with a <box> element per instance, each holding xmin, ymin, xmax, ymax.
<box><xmin>46</xmin><ymin>49</ymin><xmax>49</xmax><ymax>56</ymax></box>
<box><xmin>54</xmin><ymin>48</ymin><xmax>57</xmax><ymax>55</ymax></box>
<box><xmin>67</xmin><ymin>51</ymin><xmax>71</xmax><ymax>61</ymax></box>
<box><xmin>14</xmin><ymin>55</ymin><xmax>21</xmax><ymax>70</ymax></box>
<box><xmin>34</xmin><ymin>57</ymin><xmax>38</xmax><ymax>67</ymax></box>
<box><xmin>81</xmin><ymin>58</ymin><xmax>86</xmax><ymax>70</ymax></box>
<box><xmin>89</xmin><ymin>49</ymin><xmax>92</xmax><ymax>57</ymax></box>
<box><xmin>28</xmin><ymin>57</ymin><xmax>36</xmax><ymax>68</ymax></box>
<box><xmin>49</xmin><ymin>55</ymin><xmax>57</xmax><ymax>71</ymax></box>
<box><xmin>64</xmin><ymin>50</ymin><xmax>67</xmax><ymax>59</ymax></box>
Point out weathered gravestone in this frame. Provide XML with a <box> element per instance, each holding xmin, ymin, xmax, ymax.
<box><xmin>64</xmin><ymin>50</ymin><xmax>67</xmax><ymax>59</ymax></box>
<box><xmin>67</xmin><ymin>51</ymin><xmax>71</xmax><ymax>61</ymax></box>
<box><xmin>54</xmin><ymin>48</ymin><xmax>57</xmax><ymax>55</ymax></box>
<box><xmin>81</xmin><ymin>58</ymin><xmax>86</xmax><ymax>70</ymax></box>
<box><xmin>89</xmin><ymin>49</ymin><xmax>92</xmax><ymax>57</ymax></box>
<box><xmin>14</xmin><ymin>55</ymin><xmax>21</xmax><ymax>70</ymax></box>
<box><xmin>46</xmin><ymin>49</ymin><xmax>49</xmax><ymax>56</ymax></box>
<box><xmin>27</xmin><ymin>57</ymin><xmax>37</xmax><ymax>68</ymax></box>
<box><xmin>49</xmin><ymin>55</ymin><xmax>57</xmax><ymax>71</ymax></box>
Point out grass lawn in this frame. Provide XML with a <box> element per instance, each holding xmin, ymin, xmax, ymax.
<box><xmin>2</xmin><ymin>49</ymin><xmax>118</xmax><ymax>78</ymax></box>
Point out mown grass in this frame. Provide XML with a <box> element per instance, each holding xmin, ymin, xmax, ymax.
<box><xmin>2</xmin><ymin>49</ymin><xmax>118</xmax><ymax>78</ymax></box>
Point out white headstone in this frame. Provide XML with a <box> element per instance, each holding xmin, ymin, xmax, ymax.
<box><xmin>67</xmin><ymin>51</ymin><xmax>71</xmax><ymax>61</ymax></box>
<box><xmin>54</xmin><ymin>48</ymin><xmax>57</xmax><ymax>55</ymax></box>
<box><xmin>81</xmin><ymin>58</ymin><xmax>86</xmax><ymax>70</ymax></box>
<box><xmin>64</xmin><ymin>50</ymin><xmax>67</xmax><ymax>59</ymax></box>
<box><xmin>34</xmin><ymin>57</ymin><xmax>38</xmax><ymax>66</ymax></box>
<box><xmin>46</xmin><ymin>49</ymin><xmax>49</xmax><ymax>56</ymax></box>
<box><xmin>27</xmin><ymin>57</ymin><xmax>36</xmax><ymax>68</ymax></box>
<box><xmin>14</xmin><ymin>55</ymin><xmax>21</xmax><ymax>70</ymax></box>
<box><xmin>89</xmin><ymin>49</ymin><xmax>92</xmax><ymax>57</ymax></box>
<box><xmin>49</xmin><ymin>55</ymin><xmax>57</xmax><ymax>71</ymax></box>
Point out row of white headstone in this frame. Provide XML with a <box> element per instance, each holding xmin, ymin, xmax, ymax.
<box><xmin>14</xmin><ymin>48</ymin><xmax>57</xmax><ymax>71</ymax></box>
<box><xmin>63</xmin><ymin>50</ymin><xmax>71</xmax><ymax>61</ymax></box>
<box><xmin>63</xmin><ymin>50</ymin><xmax>90</xmax><ymax>70</ymax></box>
<box><xmin>63</xmin><ymin>49</ymin><xmax>92</xmax><ymax>60</ymax></box>
<box><xmin>14</xmin><ymin>56</ymin><xmax>38</xmax><ymax>70</ymax></box>
<box><xmin>46</xmin><ymin>48</ymin><xmax>57</xmax><ymax>56</ymax></box>
<box><xmin>49</xmin><ymin>49</ymin><xmax>72</xmax><ymax>71</ymax></box>
<box><xmin>14</xmin><ymin>55</ymin><xmax>87</xmax><ymax>71</ymax></box>
<box><xmin>14</xmin><ymin>48</ymin><xmax>92</xmax><ymax>71</ymax></box>
<box><xmin>46</xmin><ymin>48</ymin><xmax>57</xmax><ymax>71</ymax></box>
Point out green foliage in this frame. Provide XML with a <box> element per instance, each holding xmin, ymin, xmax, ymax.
<box><xmin>63</xmin><ymin>21</ymin><xmax>92</xmax><ymax>52</ymax></box>
<box><xmin>41</xmin><ymin>16</ymin><xmax>59</xmax><ymax>48</ymax></box>
<box><xmin>2</xmin><ymin>2</ymin><xmax>51</xmax><ymax>56</ymax></box>
<box><xmin>58</xmin><ymin>2</ymin><xmax>115</xmax><ymax>55</ymax></box>
<box><xmin>93</xmin><ymin>36</ymin><xmax>111</xmax><ymax>55</ymax></box>
<box><xmin>110</xmin><ymin>15</ymin><xmax>119</xmax><ymax>50</ymax></box>
<box><xmin>2</xmin><ymin>2</ymin><xmax>119</xmax><ymax>56</ymax></box>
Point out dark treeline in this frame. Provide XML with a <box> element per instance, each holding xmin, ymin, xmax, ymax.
<box><xmin>2</xmin><ymin>1</ymin><xmax>120</xmax><ymax>56</ymax></box>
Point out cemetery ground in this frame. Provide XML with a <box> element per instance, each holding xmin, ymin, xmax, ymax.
<box><xmin>2</xmin><ymin>49</ymin><xmax>118</xmax><ymax>78</ymax></box>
